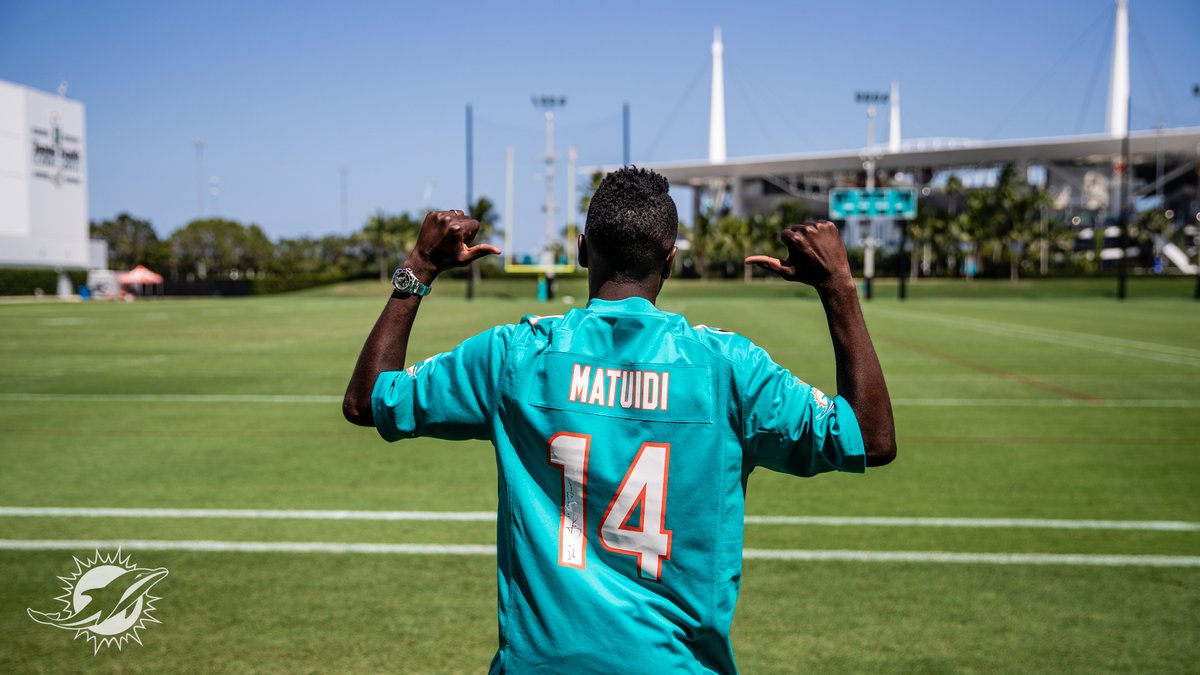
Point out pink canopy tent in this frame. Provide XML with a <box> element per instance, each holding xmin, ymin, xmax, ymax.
<box><xmin>117</xmin><ymin>265</ymin><xmax>164</xmax><ymax>297</ymax></box>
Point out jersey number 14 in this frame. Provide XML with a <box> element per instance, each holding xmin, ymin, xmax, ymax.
<box><xmin>548</xmin><ymin>432</ymin><xmax>673</xmax><ymax>582</ymax></box>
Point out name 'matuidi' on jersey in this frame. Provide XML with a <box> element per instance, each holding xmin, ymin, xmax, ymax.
<box><xmin>371</xmin><ymin>296</ymin><xmax>866</xmax><ymax>674</ymax></box>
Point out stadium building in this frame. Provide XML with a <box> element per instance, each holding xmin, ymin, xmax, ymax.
<box><xmin>594</xmin><ymin>0</ymin><xmax>1200</xmax><ymax>275</ymax></box>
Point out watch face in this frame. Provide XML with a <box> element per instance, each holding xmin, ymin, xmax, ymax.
<box><xmin>392</xmin><ymin>268</ymin><xmax>413</xmax><ymax>293</ymax></box>
<box><xmin>392</xmin><ymin>268</ymin><xmax>428</xmax><ymax>295</ymax></box>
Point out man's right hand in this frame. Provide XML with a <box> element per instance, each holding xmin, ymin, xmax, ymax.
<box><xmin>407</xmin><ymin>210</ymin><xmax>501</xmax><ymax>284</ymax></box>
<box><xmin>745</xmin><ymin>220</ymin><xmax>853</xmax><ymax>291</ymax></box>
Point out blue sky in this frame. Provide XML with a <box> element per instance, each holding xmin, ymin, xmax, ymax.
<box><xmin>1</xmin><ymin>0</ymin><xmax>1197</xmax><ymax>253</ymax></box>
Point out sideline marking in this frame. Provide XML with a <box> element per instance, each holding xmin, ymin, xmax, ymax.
<box><xmin>739</xmin><ymin>549</ymin><xmax>1200</xmax><ymax>566</ymax></box>
<box><xmin>0</xmin><ymin>507</ymin><xmax>497</xmax><ymax>522</ymax></box>
<box><xmin>0</xmin><ymin>393</ymin><xmax>341</xmax><ymax>404</ymax></box>
<box><xmin>1</xmin><ymin>393</ymin><xmax>1197</xmax><ymax>407</ymax></box>
<box><xmin>0</xmin><ymin>507</ymin><xmax>1195</xmax><ymax>532</ymax></box>
<box><xmin>0</xmin><ymin>539</ymin><xmax>1196</xmax><ymax>567</ymax></box>
<box><xmin>878</xmin><ymin>309</ymin><xmax>1200</xmax><ymax>368</ymax></box>
<box><xmin>742</xmin><ymin>516</ymin><xmax>1200</xmax><ymax>531</ymax></box>
<box><xmin>891</xmin><ymin>398</ymin><xmax>1200</xmax><ymax>407</ymax></box>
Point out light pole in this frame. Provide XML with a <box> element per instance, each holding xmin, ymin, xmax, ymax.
<box><xmin>466</xmin><ymin>103</ymin><xmax>476</xmax><ymax>300</ymax></box>
<box><xmin>1193</xmin><ymin>86</ymin><xmax>1200</xmax><ymax>299</ymax></box>
<box><xmin>623</xmin><ymin>101</ymin><xmax>631</xmax><ymax>166</ymax></box>
<box><xmin>194</xmin><ymin>139</ymin><xmax>205</xmax><ymax>219</ymax></box>
<box><xmin>1117</xmin><ymin>96</ymin><xmax>1131</xmax><ymax>301</ymax></box>
<box><xmin>341</xmin><ymin>165</ymin><xmax>349</xmax><ymax>232</ymax></box>
<box><xmin>855</xmin><ymin>90</ymin><xmax>888</xmax><ymax>299</ymax></box>
<box><xmin>532</xmin><ymin>95</ymin><xmax>566</xmax><ymax>301</ymax></box>
<box><xmin>209</xmin><ymin>175</ymin><xmax>220</xmax><ymax>216</ymax></box>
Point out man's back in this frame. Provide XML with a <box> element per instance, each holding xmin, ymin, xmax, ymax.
<box><xmin>347</xmin><ymin>170</ymin><xmax>893</xmax><ymax>672</ymax></box>
<box><xmin>372</xmin><ymin>296</ymin><xmax>867</xmax><ymax>673</ymax></box>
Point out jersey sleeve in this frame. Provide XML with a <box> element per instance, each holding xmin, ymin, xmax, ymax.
<box><xmin>739</xmin><ymin>342</ymin><xmax>866</xmax><ymax>476</ymax></box>
<box><xmin>370</xmin><ymin>326</ymin><xmax>510</xmax><ymax>443</ymax></box>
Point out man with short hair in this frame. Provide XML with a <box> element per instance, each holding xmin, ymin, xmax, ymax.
<box><xmin>344</xmin><ymin>166</ymin><xmax>895</xmax><ymax>673</ymax></box>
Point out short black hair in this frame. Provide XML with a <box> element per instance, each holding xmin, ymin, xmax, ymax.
<box><xmin>584</xmin><ymin>166</ymin><xmax>678</xmax><ymax>280</ymax></box>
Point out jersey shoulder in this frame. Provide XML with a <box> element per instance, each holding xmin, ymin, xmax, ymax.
<box><xmin>519</xmin><ymin>312</ymin><xmax>566</xmax><ymax>331</ymax></box>
<box><xmin>680</xmin><ymin>321</ymin><xmax>759</xmax><ymax>365</ymax></box>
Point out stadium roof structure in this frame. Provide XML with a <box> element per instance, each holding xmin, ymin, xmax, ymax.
<box><xmin>620</xmin><ymin>127</ymin><xmax>1200</xmax><ymax>188</ymax></box>
<box><xmin>584</xmin><ymin>2</ymin><xmax>1198</xmax><ymax>222</ymax></box>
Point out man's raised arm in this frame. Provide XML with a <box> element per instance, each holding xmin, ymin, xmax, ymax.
<box><xmin>342</xmin><ymin>210</ymin><xmax>500</xmax><ymax>427</ymax></box>
<box><xmin>746</xmin><ymin>221</ymin><xmax>896</xmax><ymax>466</ymax></box>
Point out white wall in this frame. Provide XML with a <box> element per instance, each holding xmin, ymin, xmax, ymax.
<box><xmin>0</xmin><ymin>79</ymin><xmax>89</xmax><ymax>268</ymax></box>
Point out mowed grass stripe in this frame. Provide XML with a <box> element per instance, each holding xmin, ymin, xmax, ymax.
<box><xmin>1</xmin><ymin>392</ymin><xmax>1198</xmax><ymax>407</ymax></box>
<box><xmin>0</xmin><ymin>507</ymin><xmax>496</xmax><ymax>521</ymax></box>
<box><xmin>882</xmin><ymin>336</ymin><xmax>1099</xmax><ymax>401</ymax></box>
<box><xmin>879</xmin><ymin>308</ymin><xmax>1200</xmax><ymax>367</ymax></box>
<box><xmin>894</xmin><ymin>398</ymin><xmax>1199</xmax><ymax>407</ymax></box>
<box><xmin>1</xmin><ymin>539</ymin><xmax>1197</xmax><ymax>567</ymax></box>
<box><xmin>0</xmin><ymin>393</ymin><xmax>341</xmax><ymax>404</ymax></box>
<box><xmin>2</xmin><ymin>507</ymin><xmax>1195</xmax><ymax>531</ymax></box>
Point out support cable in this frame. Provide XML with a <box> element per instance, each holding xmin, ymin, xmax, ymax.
<box><xmin>642</xmin><ymin>60</ymin><xmax>709</xmax><ymax>161</ymax></box>
<box><xmin>986</xmin><ymin>8</ymin><xmax>1109</xmax><ymax>139</ymax></box>
<box><xmin>1129</xmin><ymin>19</ymin><xmax>1178</xmax><ymax>126</ymax></box>
<box><xmin>1073</xmin><ymin>23</ymin><xmax>1112</xmax><ymax>135</ymax></box>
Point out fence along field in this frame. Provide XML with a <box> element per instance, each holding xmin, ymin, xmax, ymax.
<box><xmin>0</xmin><ymin>279</ymin><xmax>1197</xmax><ymax>672</ymax></box>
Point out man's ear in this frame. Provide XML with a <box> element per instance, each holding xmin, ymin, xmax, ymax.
<box><xmin>577</xmin><ymin>234</ymin><xmax>588</xmax><ymax>269</ymax></box>
<box><xmin>661</xmin><ymin>246</ymin><xmax>678</xmax><ymax>281</ymax></box>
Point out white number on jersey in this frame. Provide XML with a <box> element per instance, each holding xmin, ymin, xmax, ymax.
<box><xmin>598</xmin><ymin>443</ymin><xmax>672</xmax><ymax>581</ymax></box>
<box><xmin>547</xmin><ymin>435</ymin><xmax>673</xmax><ymax>582</ymax></box>
<box><xmin>548</xmin><ymin>433</ymin><xmax>590</xmax><ymax>568</ymax></box>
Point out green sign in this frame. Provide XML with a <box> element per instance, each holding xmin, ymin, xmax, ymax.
<box><xmin>829</xmin><ymin>188</ymin><xmax>917</xmax><ymax>220</ymax></box>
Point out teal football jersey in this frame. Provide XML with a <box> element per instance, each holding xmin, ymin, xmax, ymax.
<box><xmin>372</xmin><ymin>296</ymin><xmax>866</xmax><ymax>673</ymax></box>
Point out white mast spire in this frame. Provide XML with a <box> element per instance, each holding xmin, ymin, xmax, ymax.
<box><xmin>708</xmin><ymin>26</ymin><xmax>726</xmax><ymax>164</ymax></box>
<box><xmin>1106</xmin><ymin>0</ymin><xmax>1129</xmax><ymax>138</ymax></box>
<box><xmin>888</xmin><ymin>81</ymin><xmax>901</xmax><ymax>152</ymax></box>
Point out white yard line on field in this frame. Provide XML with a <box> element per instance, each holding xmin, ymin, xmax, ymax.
<box><xmin>742</xmin><ymin>516</ymin><xmax>1200</xmax><ymax>531</ymax></box>
<box><xmin>0</xmin><ymin>539</ymin><xmax>494</xmax><ymax>555</ymax></box>
<box><xmin>0</xmin><ymin>507</ymin><xmax>498</xmax><ymax>521</ymax></box>
<box><xmin>876</xmin><ymin>309</ymin><xmax>1200</xmax><ymax>368</ymax></box>
<box><xmin>2</xmin><ymin>392</ymin><xmax>1198</xmax><ymax>407</ymax></box>
<box><xmin>0</xmin><ymin>393</ymin><xmax>341</xmax><ymax>404</ymax></box>
<box><xmin>1</xmin><ymin>507</ymin><xmax>1195</xmax><ymax>531</ymax></box>
<box><xmin>889</xmin><ymin>398</ymin><xmax>1200</xmax><ymax>407</ymax></box>
<box><xmin>739</xmin><ymin>549</ymin><xmax>1200</xmax><ymax>566</ymax></box>
<box><xmin>0</xmin><ymin>539</ymin><xmax>1196</xmax><ymax>567</ymax></box>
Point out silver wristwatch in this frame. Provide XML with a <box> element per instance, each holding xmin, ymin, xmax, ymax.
<box><xmin>391</xmin><ymin>267</ymin><xmax>432</xmax><ymax>297</ymax></box>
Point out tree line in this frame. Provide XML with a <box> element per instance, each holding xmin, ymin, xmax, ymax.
<box><xmin>659</xmin><ymin>164</ymin><xmax>1181</xmax><ymax>281</ymax></box>
<box><xmin>90</xmin><ymin>197</ymin><xmax>500</xmax><ymax>283</ymax></box>
<box><xmin>93</xmin><ymin>165</ymin><xmax>1181</xmax><ymax>285</ymax></box>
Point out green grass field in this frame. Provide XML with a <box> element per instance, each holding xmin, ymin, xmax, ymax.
<box><xmin>1</xmin><ymin>277</ymin><xmax>1198</xmax><ymax>673</ymax></box>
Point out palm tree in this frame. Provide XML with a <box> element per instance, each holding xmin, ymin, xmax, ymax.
<box><xmin>989</xmin><ymin>165</ymin><xmax>1051</xmax><ymax>282</ymax></box>
<box><xmin>578</xmin><ymin>171</ymin><xmax>604</xmax><ymax>216</ymax></box>
<box><xmin>745</xmin><ymin>213</ymin><xmax>780</xmax><ymax>282</ymax></box>
<box><xmin>692</xmin><ymin>210</ymin><xmax>712</xmax><ymax>278</ymax></box>
<box><xmin>465</xmin><ymin>196</ymin><xmax>500</xmax><ymax>299</ymax></box>
<box><xmin>962</xmin><ymin>189</ymin><xmax>996</xmax><ymax>280</ymax></box>
<box><xmin>943</xmin><ymin>174</ymin><xmax>966</xmax><ymax>277</ymax></box>
<box><xmin>1007</xmin><ymin>188</ymin><xmax>1051</xmax><ymax>281</ymax></box>
<box><xmin>1030</xmin><ymin>214</ymin><xmax>1074</xmax><ymax>274</ymax></box>
<box><xmin>361</xmin><ymin>211</ymin><xmax>397</xmax><ymax>281</ymax></box>
<box><xmin>908</xmin><ymin>202</ymin><xmax>945</xmax><ymax>280</ymax></box>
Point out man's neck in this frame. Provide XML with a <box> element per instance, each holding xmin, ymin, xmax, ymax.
<box><xmin>589</xmin><ymin>278</ymin><xmax>660</xmax><ymax>305</ymax></box>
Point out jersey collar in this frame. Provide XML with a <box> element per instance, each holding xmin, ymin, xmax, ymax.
<box><xmin>584</xmin><ymin>296</ymin><xmax>660</xmax><ymax>314</ymax></box>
